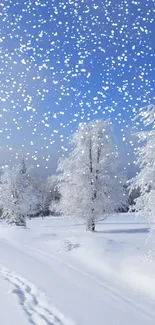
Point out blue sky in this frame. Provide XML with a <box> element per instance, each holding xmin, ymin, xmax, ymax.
<box><xmin>0</xmin><ymin>0</ymin><xmax>154</xmax><ymax>178</ymax></box>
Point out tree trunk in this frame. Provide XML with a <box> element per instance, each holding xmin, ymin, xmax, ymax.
<box><xmin>88</xmin><ymin>140</ymin><xmax>101</xmax><ymax>232</ymax></box>
<box><xmin>86</xmin><ymin>216</ymin><xmax>95</xmax><ymax>232</ymax></box>
<box><xmin>88</xmin><ymin>140</ymin><xmax>95</xmax><ymax>232</ymax></box>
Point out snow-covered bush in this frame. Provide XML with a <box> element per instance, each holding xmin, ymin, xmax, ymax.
<box><xmin>57</xmin><ymin>119</ymin><xmax>127</xmax><ymax>231</ymax></box>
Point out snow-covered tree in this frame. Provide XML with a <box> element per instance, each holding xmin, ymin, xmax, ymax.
<box><xmin>0</xmin><ymin>160</ymin><xmax>39</xmax><ymax>226</ymax></box>
<box><xmin>26</xmin><ymin>166</ymin><xmax>43</xmax><ymax>219</ymax></box>
<box><xmin>38</xmin><ymin>175</ymin><xmax>60</xmax><ymax>217</ymax></box>
<box><xmin>48</xmin><ymin>175</ymin><xmax>61</xmax><ymax>215</ymax></box>
<box><xmin>57</xmin><ymin>119</ymin><xmax>127</xmax><ymax>231</ymax></box>
<box><xmin>129</xmin><ymin>104</ymin><xmax>155</xmax><ymax>253</ymax></box>
<box><xmin>37</xmin><ymin>180</ymin><xmax>49</xmax><ymax>217</ymax></box>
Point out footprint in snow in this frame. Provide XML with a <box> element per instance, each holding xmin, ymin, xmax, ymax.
<box><xmin>0</xmin><ymin>266</ymin><xmax>75</xmax><ymax>325</ymax></box>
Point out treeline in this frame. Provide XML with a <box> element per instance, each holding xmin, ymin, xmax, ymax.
<box><xmin>0</xmin><ymin>118</ymin><xmax>140</xmax><ymax>229</ymax></box>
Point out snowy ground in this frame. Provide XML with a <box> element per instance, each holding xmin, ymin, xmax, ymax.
<box><xmin>1</xmin><ymin>213</ymin><xmax>155</xmax><ymax>325</ymax></box>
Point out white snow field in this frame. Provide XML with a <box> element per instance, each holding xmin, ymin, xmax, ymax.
<box><xmin>1</xmin><ymin>213</ymin><xmax>155</xmax><ymax>325</ymax></box>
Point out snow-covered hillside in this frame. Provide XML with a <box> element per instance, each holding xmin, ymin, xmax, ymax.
<box><xmin>0</xmin><ymin>213</ymin><xmax>155</xmax><ymax>325</ymax></box>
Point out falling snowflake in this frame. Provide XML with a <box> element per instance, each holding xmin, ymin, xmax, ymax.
<box><xmin>0</xmin><ymin>0</ymin><xmax>154</xmax><ymax>175</ymax></box>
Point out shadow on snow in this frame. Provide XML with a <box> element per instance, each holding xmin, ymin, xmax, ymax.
<box><xmin>96</xmin><ymin>228</ymin><xmax>150</xmax><ymax>234</ymax></box>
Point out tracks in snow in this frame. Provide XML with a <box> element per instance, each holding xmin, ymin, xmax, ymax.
<box><xmin>0</xmin><ymin>266</ymin><xmax>74</xmax><ymax>325</ymax></box>
<box><xmin>1</xmin><ymin>239</ymin><xmax>155</xmax><ymax>325</ymax></box>
<box><xmin>26</xmin><ymin>246</ymin><xmax>155</xmax><ymax>321</ymax></box>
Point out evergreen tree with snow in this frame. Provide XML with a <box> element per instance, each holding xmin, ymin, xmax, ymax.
<box><xmin>0</xmin><ymin>160</ymin><xmax>39</xmax><ymax>226</ymax></box>
<box><xmin>57</xmin><ymin>119</ymin><xmax>127</xmax><ymax>231</ymax></box>
<box><xmin>129</xmin><ymin>104</ymin><xmax>155</xmax><ymax>254</ymax></box>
